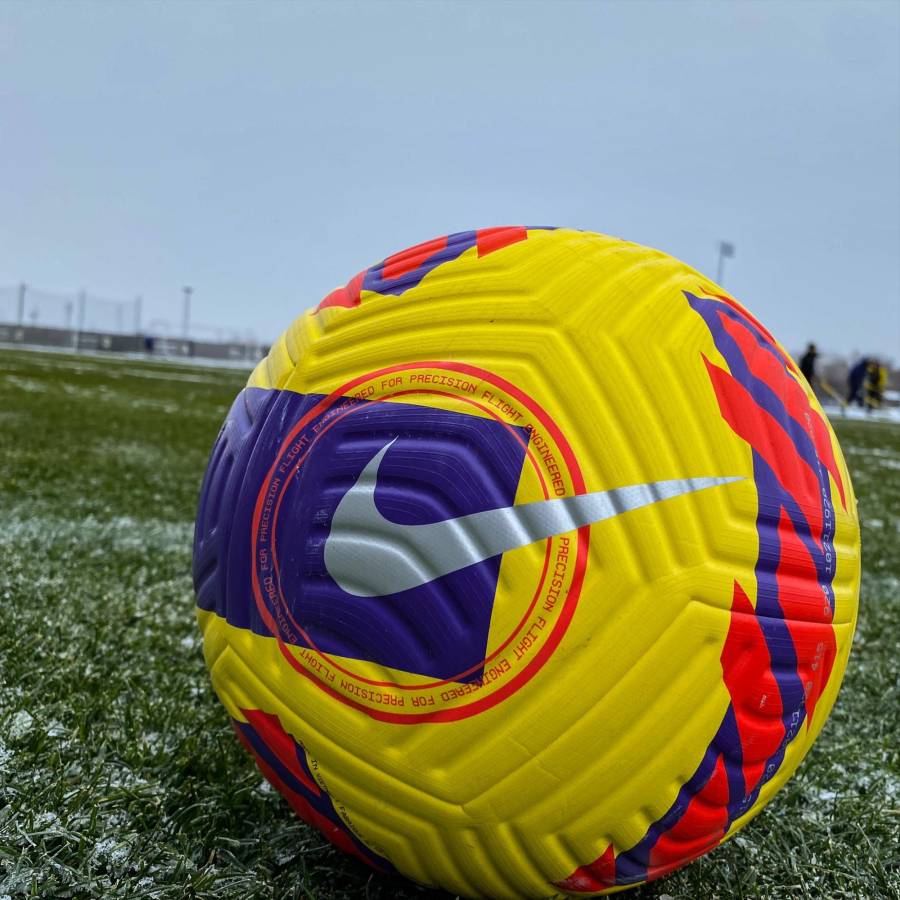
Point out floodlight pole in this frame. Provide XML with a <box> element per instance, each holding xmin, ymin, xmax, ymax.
<box><xmin>134</xmin><ymin>295</ymin><xmax>142</xmax><ymax>334</ymax></box>
<box><xmin>75</xmin><ymin>290</ymin><xmax>86</xmax><ymax>351</ymax></box>
<box><xmin>182</xmin><ymin>286</ymin><xmax>193</xmax><ymax>339</ymax></box>
<box><xmin>716</xmin><ymin>241</ymin><xmax>735</xmax><ymax>285</ymax></box>
<box><xmin>17</xmin><ymin>283</ymin><xmax>26</xmax><ymax>324</ymax></box>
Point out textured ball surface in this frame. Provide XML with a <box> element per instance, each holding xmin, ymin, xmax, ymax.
<box><xmin>193</xmin><ymin>227</ymin><xmax>860</xmax><ymax>897</ymax></box>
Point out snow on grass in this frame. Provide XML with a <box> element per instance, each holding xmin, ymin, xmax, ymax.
<box><xmin>7</xmin><ymin>710</ymin><xmax>34</xmax><ymax>739</ymax></box>
<box><xmin>828</xmin><ymin>405</ymin><xmax>900</xmax><ymax>425</ymax></box>
<box><xmin>3</xmin><ymin>374</ymin><xmax>51</xmax><ymax>392</ymax></box>
<box><xmin>0</xmin><ymin>508</ymin><xmax>193</xmax><ymax>555</ymax></box>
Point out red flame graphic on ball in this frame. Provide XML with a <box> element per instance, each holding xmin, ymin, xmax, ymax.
<box><xmin>558</xmin><ymin>290</ymin><xmax>845</xmax><ymax>891</ymax></box>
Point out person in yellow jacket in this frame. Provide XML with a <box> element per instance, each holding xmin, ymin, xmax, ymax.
<box><xmin>865</xmin><ymin>360</ymin><xmax>888</xmax><ymax>410</ymax></box>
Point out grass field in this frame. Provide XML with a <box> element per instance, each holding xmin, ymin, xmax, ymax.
<box><xmin>0</xmin><ymin>347</ymin><xmax>898</xmax><ymax>900</ymax></box>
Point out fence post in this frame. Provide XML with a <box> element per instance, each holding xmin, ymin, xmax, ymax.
<box><xmin>182</xmin><ymin>286</ymin><xmax>192</xmax><ymax>338</ymax></box>
<box><xmin>75</xmin><ymin>290</ymin><xmax>86</xmax><ymax>351</ymax></box>
<box><xmin>17</xmin><ymin>283</ymin><xmax>26</xmax><ymax>324</ymax></box>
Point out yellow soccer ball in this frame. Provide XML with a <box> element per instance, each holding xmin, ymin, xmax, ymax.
<box><xmin>194</xmin><ymin>227</ymin><xmax>860</xmax><ymax>897</ymax></box>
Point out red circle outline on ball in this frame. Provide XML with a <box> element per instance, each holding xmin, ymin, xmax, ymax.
<box><xmin>249</xmin><ymin>361</ymin><xmax>589</xmax><ymax>723</ymax></box>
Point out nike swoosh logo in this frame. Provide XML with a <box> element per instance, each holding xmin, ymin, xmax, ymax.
<box><xmin>324</xmin><ymin>439</ymin><xmax>742</xmax><ymax>598</ymax></box>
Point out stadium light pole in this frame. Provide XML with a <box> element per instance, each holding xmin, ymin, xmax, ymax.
<box><xmin>134</xmin><ymin>295</ymin><xmax>142</xmax><ymax>334</ymax></box>
<box><xmin>75</xmin><ymin>290</ymin><xmax>86</xmax><ymax>352</ymax></box>
<box><xmin>17</xmin><ymin>283</ymin><xmax>26</xmax><ymax>325</ymax></box>
<box><xmin>182</xmin><ymin>286</ymin><xmax>193</xmax><ymax>339</ymax></box>
<box><xmin>716</xmin><ymin>241</ymin><xmax>735</xmax><ymax>285</ymax></box>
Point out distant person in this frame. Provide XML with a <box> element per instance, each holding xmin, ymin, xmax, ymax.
<box><xmin>865</xmin><ymin>360</ymin><xmax>887</xmax><ymax>411</ymax></box>
<box><xmin>847</xmin><ymin>357</ymin><xmax>870</xmax><ymax>406</ymax></box>
<box><xmin>799</xmin><ymin>342</ymin><xmax>818</xmax><ymax>386</ymax></box>
<box><xmin>143</xmin><ymin>334</ymin><xmax>155</xmax><ymax>355</ymax></box>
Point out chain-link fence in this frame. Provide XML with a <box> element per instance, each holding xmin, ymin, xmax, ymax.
<box><xmin>0</xmin><ymin>284</ymin><xmax>140</xmax><ymax>334</ymax></box>
<box><xmin>0</xmin><ymin>283</ymin><xmax>267</xmax><ymax>363</ymax></box>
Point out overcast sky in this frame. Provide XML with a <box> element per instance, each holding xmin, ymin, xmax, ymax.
<box><xmin>2</xmin><ymin>0</ymin><xmax>898</xmax><ymax>359</ymax></box>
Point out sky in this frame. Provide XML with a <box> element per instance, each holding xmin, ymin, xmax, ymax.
<box><xmin>1</xmin><ymin>0</ymin><xmax>898</xmax><ymax>359</ymax></box>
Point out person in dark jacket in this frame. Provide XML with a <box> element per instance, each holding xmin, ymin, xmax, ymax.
<box><xmin>799</xmin><ymin>343</ymin><xmax>818</xmax><ymax>385</ymax></box>
<box><xmin>847</xmin><ymin>356</ymin><xmax>870</xmax><ymax>406</ymax></box>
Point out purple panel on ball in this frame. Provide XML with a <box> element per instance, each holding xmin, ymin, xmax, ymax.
<box><xmin>194</xmin><ymin>387</ymin><xmax>530</xmax><ymax>682</ymax></box>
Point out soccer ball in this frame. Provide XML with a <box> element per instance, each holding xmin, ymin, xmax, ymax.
<box><xmin>193</xmin><ymin>227</ymin><xmax>860</xmax><ymax>896</ymax></box>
